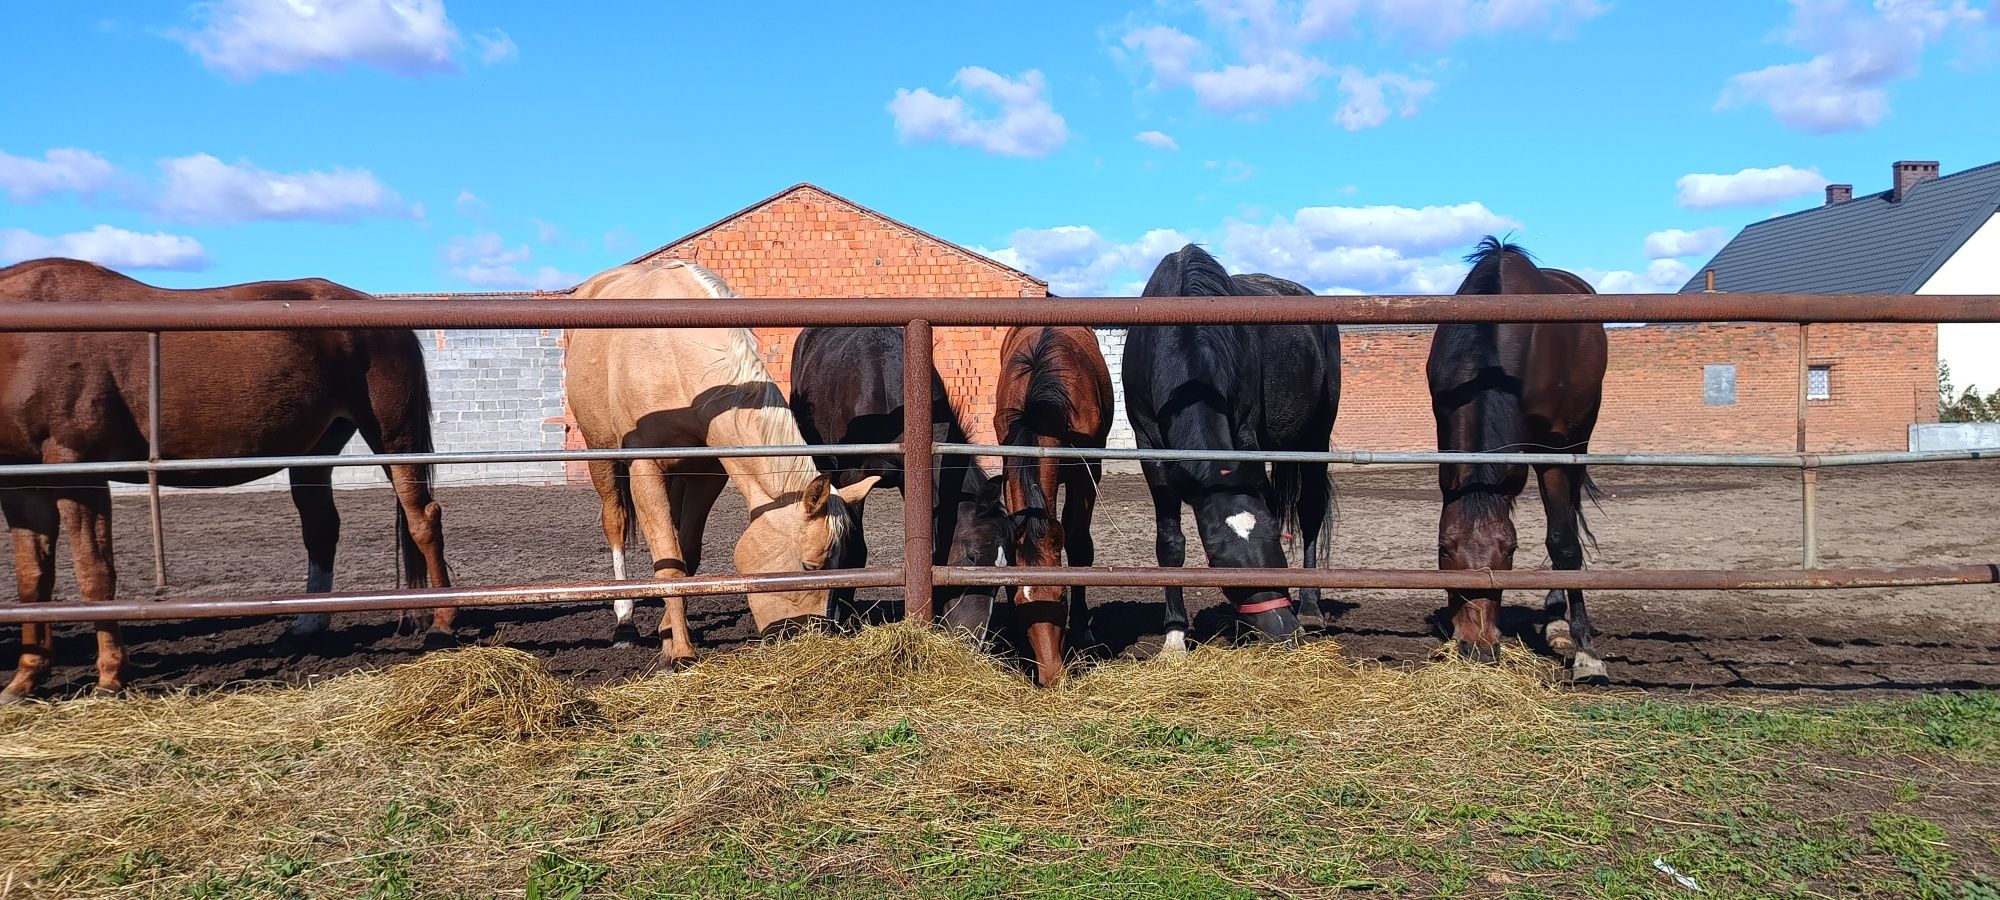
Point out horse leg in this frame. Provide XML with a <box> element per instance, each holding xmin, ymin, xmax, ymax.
<box><xmin>60</xmin><ymin>485</ymin><xmax>125</xmax><ymax>695</ymax></box>
<box><xmin>284</xmin><ymin>457</ymin><xmax>342</xmax><ymax>640</ymax></box>
<box><xmin>1</xmin><ymin>491</ymin><xmax>58</xmax><ymax>702</ymax></box>
<box><xmin>667</xmin><ymin>463</ymin><xmax>727</xmax><ymax>657</ymax></box>
<box><xmin>1062</xmin><ymin>460</ymin><xmax>1101</xmax><ymax>655</ymax></box>
<box><xmin>1537</xmin><ymin>464</ymin><xmax>1605</xmax><ymax>682</ymax></box>
<box><xmin>628</xmin><ymin>461</ymin><xmax>696</xmax><ymax>668</ymax></box>
<box><xmin>1143</xmin><ymin>461</ymin><xmax>1191</xmax><ymax>656</ymax></box>
<box><xmin>588</xmin><ymin>460</ymin><xmax>644</xmax><ymax>647</ymax></box>
<box><xmin>1294</xmin><ymin>461</ymin><xmax>1332</xmax><ymax>628</ymax></box>
<box><xmin>384</xmin><ymin>462</ymin><xmax>452</xmax><ymax>647</ymax></box>
<box><xmin>354</xmin><ymin>372</ymin><xmax>452</xmax><ymax>643</ymax></box>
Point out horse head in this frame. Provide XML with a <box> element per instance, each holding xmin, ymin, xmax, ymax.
<box><xmin>738</xmin><ymin>473</ymin><xmax>878</xmax><ymax>632</ymax></box>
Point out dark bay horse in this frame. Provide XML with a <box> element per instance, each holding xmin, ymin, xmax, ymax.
<box><xmin>1427</xmin><ymin>237</ymin><xmax>1608</xmax><ymax>680</ymax></box>
<box><xmin>994</xmin><ymin>325</ymin><xmax>1113</xmax><ymax>686</ymax></box>
<box><xmin>788</xmin><ymin>326</ymin><xmax>1011</xmax><ymax>640</ymax></box>
<box><xmin>1124</xmin><ymin>244</ymin><xmax>1340</xmax><ymax>653</ymax></box>
<box><xmin>0</xmin><ymin>258</ymin><xmax>452</xmax><ymax>701</ymax></box>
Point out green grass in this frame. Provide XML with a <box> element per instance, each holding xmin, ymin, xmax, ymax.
<box><xmin>5</xmin><ymin>638</ymin><xmax>1999</xmax><ymax>899</ymax></box>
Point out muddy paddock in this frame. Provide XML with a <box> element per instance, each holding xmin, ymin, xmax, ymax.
<box><xmin>4</xmin><ymin>461</ymin><xmax>1996</xmax><ymax>698</ymax></box>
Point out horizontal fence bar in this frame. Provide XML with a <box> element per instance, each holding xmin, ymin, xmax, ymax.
<box><xmin>936</xmin><ymin>443</ymin><xmax>1999</xmax><ymax>469</ymax></box>
<box><xmin>0</xmin><ymin>443</ymin><xmax>901</xmax><ymax>479</ymax></box>
<box><xmin>0</xmin><ymin>569</ymin><xmax>905</xmax><ymax>625</ymax></box>
<box><xmin>7</xmin><ymin>561</ymin><xmax>1992</xmax><ymax>627</ymax></box>
<box><xmin>934</xmin><ymin>564</ymin><xmax>2000</xmax><ymax>592</ymax></box>
<box><xmin>3</xmin><ymin>293</ymin><xmax>1999</xmax><ymax>332</ymax></box>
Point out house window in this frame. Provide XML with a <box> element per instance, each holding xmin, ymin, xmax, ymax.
<box><xmin>1808</xmin><ymin>365</ymin><xmax>1832</xmax><ymax>400</ymax></box>
<box><xmin>1703</xmin><ymin>364</ymin><xmax>1737</xmax><ymax>406</ymax></box>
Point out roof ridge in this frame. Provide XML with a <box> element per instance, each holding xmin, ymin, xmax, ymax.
<box><xmin>626</xmin><ymin>182</ymin><xmax>1047</xmax><ymax>287</ymax></box>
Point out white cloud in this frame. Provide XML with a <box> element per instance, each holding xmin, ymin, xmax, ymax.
<box><xmin>1187</xmin><ymin>50</ymin><xmax>1328</xmax><ymax>113</ymax></box>
<box><xmin>888</xmin><ymin>67</ymin><xmax>1068</xmax><ymax>158</ymax></box>
<box><xmin>1584</xmin><ymin>258</ymin><xmax>1694</xmax><ymax>294</ymax></box>
<box><xmin>1643</xmin><ymin>226</ymin><xmax>1731</xmax><ymax>259</ymax></box>
<box><xmin>157</xmin><ymin>153</ymin><xmax>410</xmax><ymax>223</ymax></box>
<box><xmin>442</xmin><ymin>231</ymin><xmax>577</xmax><ymax>290</ymax></box>
<box><xmin>1675</xmin><ymin>164</ymin><xmax>1828</xmax><ymax>209</ymax></box>
<box><xmin>1717</xmin><ymin>0</ymin><xmax>1985</xmax><ymax>132</ymax></box>
<box><xmin>474</xmin><ymin>29</ymin><xmax>516</xmax><ymax>64</ymax></box>
<box><xmin>454</xmin><ymin>189</ymin><xmax>487</xmax><ymax>218</ymax></box>
<box><xmin>176</xmin><ymin>0</ymin><xmax>465</xmax><ymax>79</ymax></box>
<box><xmin>1332</xmin><ymin>67</ymin><xmax>1437</xmax><ymax>130</ymax></box>
<box><xmin>0</xmin><ymin>148</ymin><xmax>120</xmax><ymax>202</ymax></box>
<box><xmin>1206</xmin><ymin>158</ymin><xmax>1257</xmax><ymax>181</ymax></box>
<box><xmin>0</xmin><ymin>225</ymin><xmax>209</xmax><ymax>271</ymax></box>
<box><xmin>976</xmin><ymin>226</ymin><xmax>1194</xmax><ymax>295</ymax></box>
<box><xmin>1122</xmin><ymin>0</ymin><xmax>1601</xmax><ymax>117</ymax></box>
<box><xmin>979</xmin><ymin>198</ymin><xmax>1521</xmax><ymax>296</ymax></box>
<box><xmin>1135</xmin><ymin>130</ymin><xmax>1179</xmax><ymax>150</ymax></box>
<box><xmin>1122</xmin><ymin>25</ymin><xmax>1206</xmax><ymax>86</ymax></box>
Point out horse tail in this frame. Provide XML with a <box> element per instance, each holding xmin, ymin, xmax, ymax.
<box><xmin>1574</xmin><ymin>465</ymin><xmax>1604</xmax><ymax>552</ymax></box>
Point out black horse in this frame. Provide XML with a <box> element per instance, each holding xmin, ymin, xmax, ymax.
<box><xmin>1428</xmin><ymin>237</ymin><xmax>1609</xmax><ymax>680</ymax></box>
<box><xmin>1123</xmin><ymin>244</ymin><xmax>1340</xmax><ymax>652</ymax></box>
<box><xmin>788</xmin><ymin>326</ymin><xmax>1012</xmax><ymax>641</ymax></box>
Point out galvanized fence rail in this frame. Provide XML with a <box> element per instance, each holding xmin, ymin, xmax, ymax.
<box><xmin>1</xmin><ymin>292</ymin><xmax>1996</xmax><ymax>627</ymax></box>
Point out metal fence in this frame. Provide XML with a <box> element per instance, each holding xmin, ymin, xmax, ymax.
<box><xmin>2</xmin><ymin>291</ymin><xmax>1997</xmax><ymax>627</ymax></box>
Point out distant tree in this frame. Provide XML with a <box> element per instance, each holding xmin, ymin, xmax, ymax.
<box><xmin>1939</xmin><ymin>362</ymin><xmax>2000</xmax><ymax>423</ymax></box>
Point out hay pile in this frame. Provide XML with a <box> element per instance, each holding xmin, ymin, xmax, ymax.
<box><xmin>0</xmin><ymin>625</ymin><xmax>1604</xmax><ymax>897</ymax></box>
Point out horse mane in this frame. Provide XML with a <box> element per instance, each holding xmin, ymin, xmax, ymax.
<box><xmin>1443</xmin><ymin>236</ymin><xmax>1537</xmax><ymax>520</ymax></box>
<box><xmin>1000</xmin><ymin>328</ymin><xmax>1082</xmax><ymax>550</ymax></box>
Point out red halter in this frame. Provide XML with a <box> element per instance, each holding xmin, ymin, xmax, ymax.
<box><xmin>1235</xmin><ymin>597</ymin><xmax>1292</xmax><ymax>615</ymax></box>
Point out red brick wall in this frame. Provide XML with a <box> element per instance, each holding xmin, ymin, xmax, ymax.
<box><xmin>1333</xmin><ymin>322</ymin><xmax>1938</xmax><ymax>453</ymax></box>
<box><xmin>633</xmin><ymin>185</ymin><xmax>1043</xmax><ymax>448</ymax></box>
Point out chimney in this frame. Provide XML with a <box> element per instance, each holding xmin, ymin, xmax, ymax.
<box><xmin>1892</xmin><ymin>161</ymin><xmax>1939</xmax><ymax>202</ymax></box>
<box><xmin>1824</xmin><ymin>184</ymin><xmax>1852</xmax><ymax>205</ymax></box>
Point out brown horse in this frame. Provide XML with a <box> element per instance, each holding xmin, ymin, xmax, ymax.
<box><xmin>993</xmin><ymin>325</ymin><xmax>1113</xmax><ymax>687</ymax></box>
<box><xmin>0</xmin><ymin>258</ymin><xmax>452</xmax><ymax>701</ymax></box>
<box><xmin>1427</xmin><ymin>238</ymin><xmax>1608</xmax><ymax>680</ymax></box>
<box><xmin>564</xmin><ymin>262</ymin><xmax>877</xmax><ymax>667</ymax></box>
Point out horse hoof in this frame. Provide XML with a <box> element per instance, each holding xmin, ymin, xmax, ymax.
<box><xmin>0</xmin><ymin>689</ymin><xmax>29</xmax><ymax>706</ymax></box>
<box><xmin>1545</xmin><ymin>620</ymin><xmax>1575</xmax><ymax>654</ymax></box>
<box><xmin>91</xmin><ymin>684</ymin><xmax>125</xmax><ymax>699</ymax></box>
<box><xmin>286</xmin><ymin>613</ymin><xmax>332</xmax><ymax>639</ymax></box>
<box><xmin>610</xmin><ymin>622</ymin><xmax>644</xmax><ymax>649</ymax></box>
<box><xmin>658</xmin><ymin>654</ymin><xmax>697</xmax><ymax>674</ymax></box>
<box><xmin>421</xmin><ymin>629</ymin><xmax>459</xmax><ymax>652</ymax></box>
<box><xmin>1571</xmin><ymin>650</ymin><xmax>1609</xmax><ymax>684</ymax></box>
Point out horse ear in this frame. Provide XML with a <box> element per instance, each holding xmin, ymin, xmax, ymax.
<box><xmin>802</xmin><ymin>475</ymin><xmax>832</xmax><ymax>517</ymax></box>
<box><xmin>982</xmin><ymin>474</ymin><xmax>1006</xmax><ymax>502</ymax></box>
<box><xmin>834</xmin><ymin>474</ymin><xmax>880</xmax><ymax>507</ymax></box>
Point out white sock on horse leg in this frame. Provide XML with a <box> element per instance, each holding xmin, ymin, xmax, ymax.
<box><xmin>1163</xmin><ymin>629</ymin><xmax>1189</xmax><ymax>655</ymax></box>
<box><xmin>613</xmin><ymin>596</ymin><xmax>635</xmax><ymax>623</ymax></box>
<box><xmin>611</xmin><ymin>548</ymin><xmax>627</xmax><ymax>581</ymax></box>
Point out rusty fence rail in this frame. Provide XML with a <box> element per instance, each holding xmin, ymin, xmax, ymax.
<box><xmin>2</xmin><ymin>293</ymin><xmax>1997</xmax><ymax>627</ymax></box>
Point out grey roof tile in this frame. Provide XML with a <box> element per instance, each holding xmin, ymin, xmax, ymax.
<box><xmin>1679</xmin><ymin>161</ymin><xmax>2000</xmax><ymax>295</ymax></box>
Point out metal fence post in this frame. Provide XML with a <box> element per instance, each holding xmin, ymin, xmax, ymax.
<box><xmin>1798</xmin><ymin>322</ymin><xmax>1819</xmax><ymax>569</ymax></box>
<box><xmin>902</xmin><ymin>320</ymin><xmax>936</xmax><ymax>625</ymax></box>
<box><xmin>147</xmin><ymin>331</ymin><xmax>168</xmax><ymax>588</ymax></box>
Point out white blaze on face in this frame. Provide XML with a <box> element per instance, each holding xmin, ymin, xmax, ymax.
<box><xmin>1226</xmin><ymin>511</ymin><xmax>1258</xmax><ymax>540</ymax></box>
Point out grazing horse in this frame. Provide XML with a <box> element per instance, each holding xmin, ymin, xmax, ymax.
<box><xmin>1427</xmin><ymin>237</ymin><xmax>1609</xmax><ymax>680</ymax></box>
<box><xmin>994</xmin><ymin>325</ymin><xmax>1114</xmax><ymax>686</ymax></box>
<box><xmin>0</xmin><ymin>258</ymin><xmax>452</xmax><ymax>702</ymax></box>
<box><xmin>565</xmin><ymin>262</ymin><xmax>877</xmax><ymax>667</ymax></box>
<box><xmin>788</xmin><ymin>326</ymin><xmax>1012</xmax><ymax>640</ymax></box>
<box><xmin>1124</xmin><ymin>244</ymin><xmax>1340</xmax><ymax>653</ymax></box>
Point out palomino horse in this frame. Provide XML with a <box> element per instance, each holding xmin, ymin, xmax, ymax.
<box><xmin>787</xmin><ymin>326</ymin><xmax>1012</xmax><ymax>640</ymax></box>
<box><xmin>1125</xmin><ymin>245</ymin><xmax>1340</xmax><ymax>652</ymax></box>
<box><xmin>564</xmin><ymin>262</ymin><xmax>877</xmax><ymax>666</ymax></box>
<box><xmin>994</xmin><ymin>325</ymin><xmax>1113</xmax><ymax>686</ymax></box>
<box><xmin>1427</xmin><ymin>237</ymin><xmax>1609</xmax><ymax>681</ymax></box>
<box><xmin>0</xmin><ymin>258</ymin><xmax>452</xmax><ymax>702</ymax></box>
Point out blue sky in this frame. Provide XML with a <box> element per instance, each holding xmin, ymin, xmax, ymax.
<box><xmin>3</xmin><ymin>0</ymin><xmax>1996</xmax><ymax>296</ymax></box>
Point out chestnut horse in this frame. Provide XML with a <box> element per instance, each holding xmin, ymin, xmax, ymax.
<box><xmin>1428</xmin><ymin>237</ymin><xmax>1609</xmax><ymax>680</ymax></box>
<box><xmin>565</xmin><ymin>262</ymin><xmax>877</xmax><ymax>667</ymax></box>
<box><xmin>994</xmin><ymin>325</ymin><xmax>1112</xmax><ymax>686</ymax></box>
<box><xmin>0</xmin><ymin>258</ymin><xmax>452</xmax><ymax>702</ymax></box>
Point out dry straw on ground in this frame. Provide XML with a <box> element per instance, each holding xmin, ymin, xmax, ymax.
<box><xmin>0</xmin><ymin>625</ymin><xmax>1608</xmax><ymax>897</ymax></box>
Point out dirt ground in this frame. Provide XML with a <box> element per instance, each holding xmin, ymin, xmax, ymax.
<box><xmin>4</xmin><ymin>461</ymin><xmax>1996</xmax><ymax>699</ymax></box>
